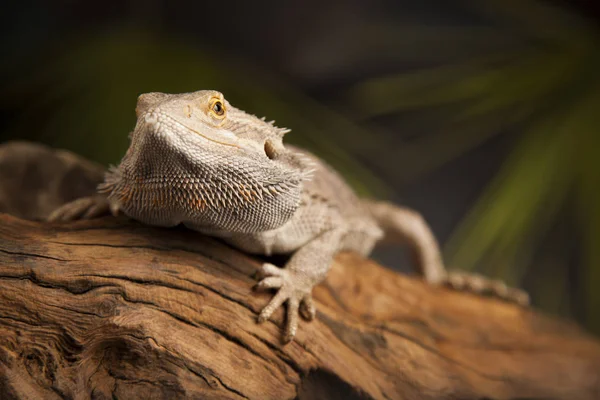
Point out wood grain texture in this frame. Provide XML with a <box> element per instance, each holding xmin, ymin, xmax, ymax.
<box><xmin>0</xmin><ymin>213</ymin><xmax>599</xmax><ymax>400</ymax></box>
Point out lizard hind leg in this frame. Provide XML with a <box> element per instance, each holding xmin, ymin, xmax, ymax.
<box><xmin>364</xmin><ymin>200</ymin><xmax>529</xmax><ymax>306</ymax></box>
<box><xmin>364</xmin><ymin>200</ymin><xmax>447</xmax><ymax>285</ymax></box>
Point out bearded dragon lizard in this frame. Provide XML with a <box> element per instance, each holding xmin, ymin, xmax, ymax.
<box><xmin>48</xmin><ymin>90</ymin><xmax>528</xmax><ymax>343</ymax></box>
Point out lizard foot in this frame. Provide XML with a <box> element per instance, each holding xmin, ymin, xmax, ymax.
<box><xmin>254</xmin><ymin>263</ymin><xmax>316</xmax><ymax>343</ymax></box>
<box><xmin>442</xmin><ymin>271</ymin><xmax>530</xmax><ymax>306</ymax></box>
<box><xmin>47</xmin><ymin>195</ymin><xmax>116</xmax><ymax>222</ymax></box>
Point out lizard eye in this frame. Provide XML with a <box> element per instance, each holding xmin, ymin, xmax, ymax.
<box><xmin>209</xmin><ymin>98</ymin><xmax>226</xmax><ymax>118</ymax></box>
<box><xmin>213</xmin><ymin>102</ymin><xmax>223</xmax><ymax>115</ymax></box>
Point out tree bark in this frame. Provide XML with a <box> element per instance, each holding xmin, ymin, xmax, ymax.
<box><xmin>0</xmin><ymin>214</ymin><xmax>598</xmax><ymax>400</ymax></box>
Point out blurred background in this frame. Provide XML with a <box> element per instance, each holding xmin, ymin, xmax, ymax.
<box><xmin>1</xmin><ymin>0</ymin><xmax>598</xmax><ymax>334</ymax></box>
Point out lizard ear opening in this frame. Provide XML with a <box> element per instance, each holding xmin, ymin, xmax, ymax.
<box><xmin>264</xmin><ymin>140</ymin><xmax>279</xmax><ymax>160</ymax></box>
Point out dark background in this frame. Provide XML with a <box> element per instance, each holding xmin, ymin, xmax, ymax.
<box><xmin>1</xmin><ymin>0</ymin><xmax>599</xmax><ymax>334</ymax></box>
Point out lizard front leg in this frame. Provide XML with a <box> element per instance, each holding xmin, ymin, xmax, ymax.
<box><xmin>254</xmin><ymin>228</ymin><xmax>345</xmax><ymax>343</ymax></box>
<box><xmin>47</xmin><ymin>195</ymin><xmax>117</xmax><ymax>222</ymax></box>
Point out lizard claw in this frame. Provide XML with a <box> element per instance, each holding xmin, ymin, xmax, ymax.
<box><xmin>299</xmin><ymin>294</ymin><xmax>316</xmax><ymax>321</ymax></box>
<box><xmin>255</xmin><ymin>263</ymin><xmax>314</xmax><ymax>343</ymax></box>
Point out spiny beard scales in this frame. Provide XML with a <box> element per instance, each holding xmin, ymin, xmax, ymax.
<box><xmin>99</xmin><ymin>125</ymin><xmax>308</xmax><ymax>234</ymax></box>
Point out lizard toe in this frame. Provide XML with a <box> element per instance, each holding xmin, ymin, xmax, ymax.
<box><xmin>443</xmin><ymin>270</ymin><xmax>530</xmax><ymax>307</ymax></box>
<box><xmin>283</xmin><ymin>298</ymin><xmax>300</xmax><ymax>343</ymax></box>
<box><xmin>48</xmin><ymin>196</ymin><xmax>112</xmax><ymax>222</ymax></box>
<box><xmin>258</xmin><ymin>262</ymin><xmax>284</xmax><ymax>279</ymax></box>
<box><xmin>299</xmin><ymin>294</ymin><xmax>316</xmax><ymax>321</ymax></box>
<box><xmin>507</xmin><ymin>287</ymin><xmax>530</xmax><ymax>306</ymax></box>
<box><xmin>257</xmin><ymin>288</ymin><xmax>288</xmax><ymax>323</ymax></box>
<box><xmin>81</xmin><ymin>201</ymin><xmax>110</xmax><ymax>219</ymax></box>
<box><xmin>48</xmin><ymin>197</ymin><xmax>94</xmax><ymax>222</ymax></box>
<box><xmin>254</xmin><ymin>276</ymin><xmax>283</xmax><ymax>291</ymax></box>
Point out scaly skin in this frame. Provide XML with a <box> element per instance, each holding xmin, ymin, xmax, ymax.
<box><xmin>48</xmin><ymin>90</ymin><xmax>528</xmax><ymax>343</ymax></box>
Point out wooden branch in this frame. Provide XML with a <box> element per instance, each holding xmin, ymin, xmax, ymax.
<box><xmin>0</xmin><ymin>214</ymin><xmax>599</xmax><ymax>400</ymax></box>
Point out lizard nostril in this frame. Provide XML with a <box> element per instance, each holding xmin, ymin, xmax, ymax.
<box><xmin>264</xmin><ymin>140</ymin><xmax>278</xmax><ymax>160</ymax></box>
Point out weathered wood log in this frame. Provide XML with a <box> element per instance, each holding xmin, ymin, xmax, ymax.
<box><xmin>0</xmin><ymin>213</ymin><xmax>599</xmax><ymax>400</ymax></box>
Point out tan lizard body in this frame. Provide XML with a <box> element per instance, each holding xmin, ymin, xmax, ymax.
<box><xmin>49</xmin><ymin>90</ymin><xmax>528</xmax><ymax>343</ymax></box>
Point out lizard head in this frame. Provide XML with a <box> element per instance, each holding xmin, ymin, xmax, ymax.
<box><xmin>115</xmin><ymin>90</ymin><xmax>312</xmax><ymax>233</ymax></box>
<box><xmin>135</xmin><ymin>90</ymin><xmax>289</xmax><ymax>152</ymax></box>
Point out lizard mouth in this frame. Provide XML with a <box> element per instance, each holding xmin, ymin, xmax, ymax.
<box><xmin>180</xmin><ymin>124</ymin><xmax>240</xmax><ymax>148</ymax></box>
<box><xmin>143</xmin><ymin>110</ymin><xmax>240</xmax><ymax>149</ymax></box>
